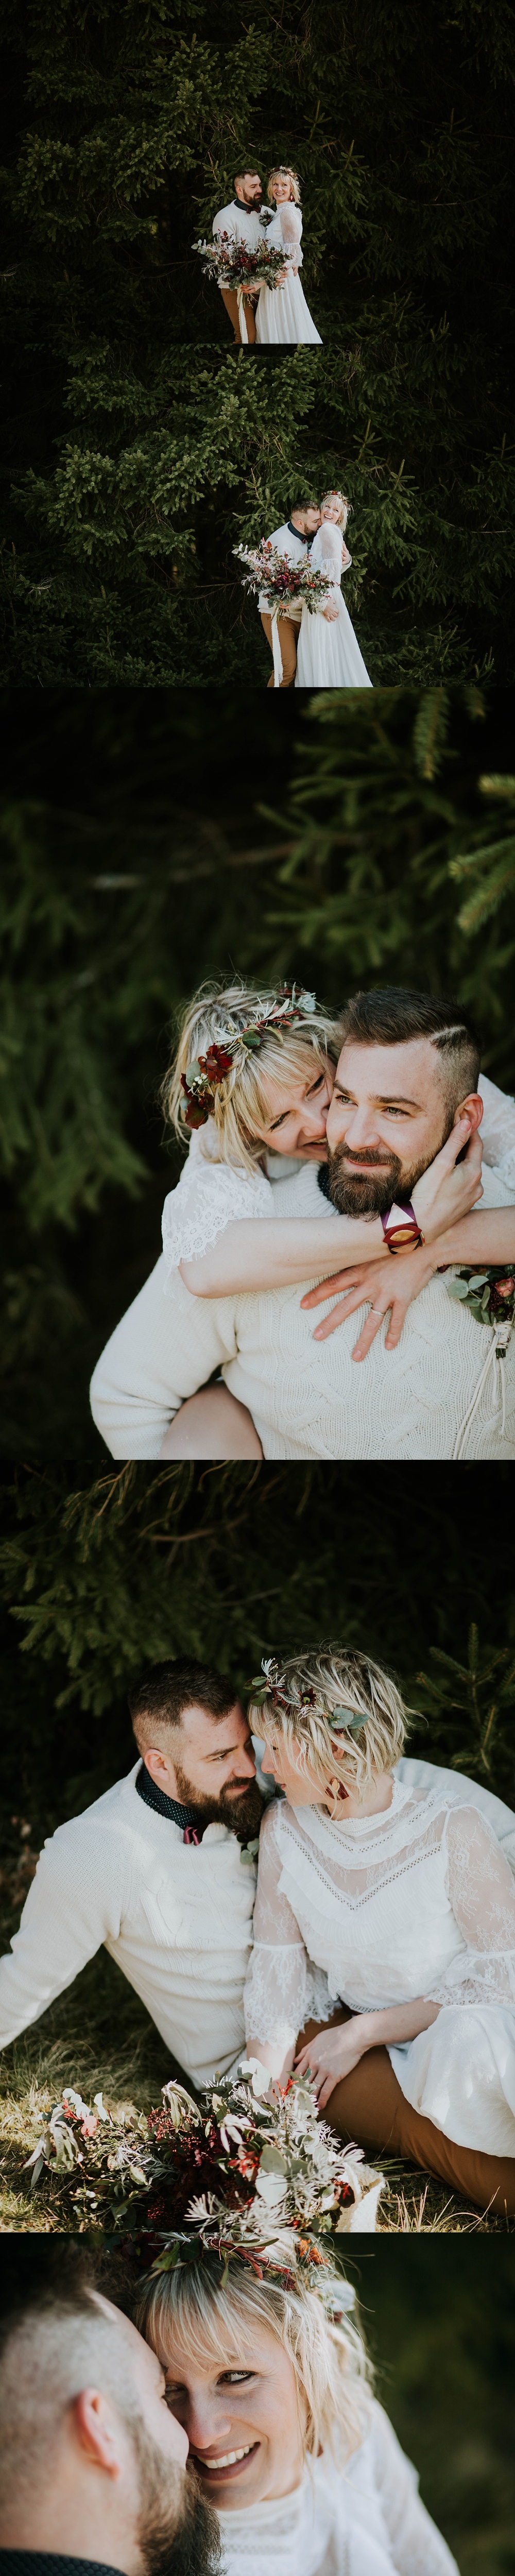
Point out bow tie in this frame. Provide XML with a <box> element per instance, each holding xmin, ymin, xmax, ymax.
<box><xmin>135</xmin><ymin>1764</ymin><xmax>206</xmax><ymax>1840</ymax></box>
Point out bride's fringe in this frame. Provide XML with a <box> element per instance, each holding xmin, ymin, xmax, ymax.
<box><xmin>249</xmin><ymin>1645</ymin><xmax>410</xmax><ymax>1796</ymax></box>
<box><xmin>160</xmin><ymin>978</ymin><xmax>340</xmax><ymax>1174</ymax></box>
<box><xmin>133</xmin><ymin>2257</ymin><xmax>373</xmax><ymax>2467</ymax></box>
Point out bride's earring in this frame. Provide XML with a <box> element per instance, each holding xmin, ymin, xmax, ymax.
<box><xmin>327</xmin><ymin>1773</ymin><xmax>346</xmax><ymax>1818</ymax></box>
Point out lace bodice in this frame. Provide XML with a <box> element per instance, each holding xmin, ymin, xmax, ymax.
<box><xmin>244</xmin><ymin>1777</ymin><xmax>515</xmax><ymax>2050</ymax></box>
<box><xmin>216</xmin><ymin>2400</ymin><xmax>458</xmax><ymax>2576</ymax></box>
<box><xmin>267</xmin><ymin>203</ymin><xmax>303</xmax><ymax>267</ymax></box>
<box><xmin>161</xmin><ymin>1074</ymin><xmax>515</xmax><ymax>1273</ymax></box>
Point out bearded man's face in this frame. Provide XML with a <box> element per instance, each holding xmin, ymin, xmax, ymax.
<box><xmin>238</xmin><ymin>174</ymin><xmax>263</xmax><ymax>206</ymax></box>
<box><xmin>324</xmin><ymin>1037</ymin><xmax>456</xmax><ymax>1215</ymax></box>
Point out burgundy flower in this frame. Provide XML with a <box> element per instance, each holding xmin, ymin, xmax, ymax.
<box><xmin>200</xmin><ymin>1044</ymin><xmax>233</xmax><ymax>1082</ymax></box>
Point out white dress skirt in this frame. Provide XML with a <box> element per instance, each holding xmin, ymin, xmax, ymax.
<box><xmin>255</xmin><ymin>206</ymin><xmax>322</xmax><ymax>344</ymax></box>
<box><xmin>296</xmin><ymin>524</ymin><xmax>372</xmax><ymax>686</ymax></box>
<box><xmin>244</xmin><ymin>1775</ymin><xmax>515</xmax><ymax>2156</ymax></box>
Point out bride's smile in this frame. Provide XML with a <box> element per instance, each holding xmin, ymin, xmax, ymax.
<box><xmin>154</xmin><ymin>2321</ymin><xmax>306</xmax><ymax>2511</ymax></box>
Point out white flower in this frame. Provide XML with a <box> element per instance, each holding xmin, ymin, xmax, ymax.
<box><xmin>254</xmin><ymin>2171</ymin><xmax>288</xmax><ymax>2205</ymax></box>
<box><xmin>219</xmin><ymin>2113</ymin><xmax>251</xmax><ymax>2153</ymax></box>
<box><xmin>239</xmin><ymin>2057</ymin><xmax>272</xmax><ymax>2099</ymax></box>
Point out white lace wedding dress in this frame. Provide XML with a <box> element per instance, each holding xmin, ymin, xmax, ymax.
<box><xmin>254</xmin><ymin>206</ymin><xmax>322</xmax><ymax>344</ymax></box>
<box><xmin>296</xmin><ymin>524</ymin><xmax>372</xmax><ymax>687</ymax></box>
<box><xmin>217</xmin><ymin>2398</ymin><xmax>458</xmax><ymax>2576</ymax></box>
<box><xmin>244</xmin><ymin>1776</ymin><xmax>515</xmax><ymax>2154</ymax></box>
<box><xmin>161</xmin><ymin>1071</ymin><xmax>515</xmax><ymax>1275</ymax></box>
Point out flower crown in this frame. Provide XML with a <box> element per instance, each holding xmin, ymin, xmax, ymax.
<box><xmin>179</xmin><ymin>985</ymin><xmax>317</xmax><ymax>1131</ymax></box>
<box><xmin>249</xmin><ymin>1656</ymin><xmax>368</xmax><ymax>1736</ymax></box>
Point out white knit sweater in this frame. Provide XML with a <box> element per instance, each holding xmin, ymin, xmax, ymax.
<box><xmin>90</xmin><ymin>1154</ymin><xmax>514</xmax><ymax>1460</ymax></box>
<box><xmin>0</xmin><ymin>1763</ymin><xmax>258</xmax><ymax>2086</ymax></box>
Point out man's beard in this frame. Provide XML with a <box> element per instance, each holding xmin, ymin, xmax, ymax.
<box><xmin>243</xmin><ymin>184</ymin><xmax>262</xmax><ymax>206</ymax></box>
<box><xmin>134</xmin><ymin>2423</ymin><xmax>221</xmax><ymax>2576</ymax></box>
<box><xmin>173</xmin><ymin>1758</ymin><xmax>264</xmax><ymax>1844</ymax></box>
<box><xmin>323</xmin><ymin>1121</ymin><xmax>449</xmax><ymax>1219</ymax></box>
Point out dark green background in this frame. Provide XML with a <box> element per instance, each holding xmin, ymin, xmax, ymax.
<box><xmin>1</xmin><ymin>683</ymin><xmax>514</xmax><ymax>1457</ymax></box>
<box><xmin>1</xmin><ymin>1</ymin><xmax>514</xmax><ymax>680</ymax></box>
<box><xmin>1</xmin><ymin>1459</ymin><xmax>513</xmax><ymax>1852</ymax></box>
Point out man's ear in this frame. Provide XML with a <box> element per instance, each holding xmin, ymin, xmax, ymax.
<box><xmin>455</xmin><ymin>1091</ymin><xmax>483</xmax><ymax>1135</ymax></box>
<box><xmin>73</xmin><ymin>2387</ymin><xmax>124</xmax><ymax>2478</ymax></box>
<box><xmin>143</xmin><ymin>1742</ymin><xmax>177</xmax><ymax>1789</ymax></box>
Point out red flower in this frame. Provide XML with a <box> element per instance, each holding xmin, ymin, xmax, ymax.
<box><xmin>200</xmin><ymin>1045</ymin><xmax>233</xmax><ymax>1081</ymax></box>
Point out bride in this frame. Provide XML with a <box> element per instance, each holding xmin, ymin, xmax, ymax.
<box><xmin>255</xmin><ymin>168</ymin><xmax>322</xmax><ymax>345</ymax></box>
<box><xmin>133</xmin><ymin>2250</ymin><xmax>459</xmax><ymax>2574</ymax></box>
<box><xmin>153</xmin><ymin>977</ymin><xmax>515</xmax><ymax>1457</ymax></box>
<box><xmin>244</xmin><ymin>1647</ymin><xmax>515</xmax><ymax>2212</ymax></box>
<box><xmin>296</xmin><ymin>493</ymin><xmax>372</xmax><ymax>689</ymax></box>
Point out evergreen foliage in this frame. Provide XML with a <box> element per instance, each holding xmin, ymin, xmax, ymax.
<box><xmin>1</xmin><ymin>1460</ymin><xmax>513</xmax><ymax>1850</ymax></box>
<box><xmin>1</xmin><ymin>683</ymin><xmax>514</xmax><ymax>1455</ymax></box>
<box><xmin>2</xmin><ymin>1</ymin><xmax>514</xmax><ymax>681</ymax></box>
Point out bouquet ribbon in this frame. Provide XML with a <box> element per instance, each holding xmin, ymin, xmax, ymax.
<box><xmin>452</xmin><ymin>1316</ymin><xmax>512</xmax><ymax>1459</ymax></box>
<box><xmin>236</xmin><ymin>284</ymin><xmax>251</xmax><ymax>344</ymax></box>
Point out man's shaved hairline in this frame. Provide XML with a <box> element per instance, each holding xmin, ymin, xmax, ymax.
<box><xmin>132</xmin><ymin>1696</ymin><xmax>241</xmax><ymax>1751</ymax></box>
<box><xmin>337</xmin><ymin>1026</ymin><xmax>479</xmax><ymax>1110</ymax></box>
<box><xmin>0</xmin><ymin>2288</ymin><xmax>140</xmax><ymax>2507</ymax></box>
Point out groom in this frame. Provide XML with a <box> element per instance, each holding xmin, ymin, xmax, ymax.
<box><xmin>1</xmin><ymin>1653</ymin><xmax>513</xmax><ymax>2211</ymax></box>
<box><xmin>0</xmin><ymin>1658</ymin><xmax>265</xmax><ymax>2091</ymax></box>
<box><xmin>90</xmin><ymin>987</ymin><xmax>515</xmax><ymax>1459</ymax></box>
<box><xmin>260</xmin><ymin>498</ymin><xmax>324</xmax><ymax>686</ymax></box>
<box><xmin>213</xmin><ymin>168</ymin><xmax>265</xmax><ymax>344</ymax></box>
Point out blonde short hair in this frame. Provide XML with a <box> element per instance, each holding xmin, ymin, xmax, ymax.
<box><xmin>267</xmin><ymin>166</ymin><xmax>301</xmax><ymax>205</ymax></box>
<box><xmin>320</xmin><ymin>491</ymin><xmax>351</xmax><ymax>532</ymax></box>
<box><xmin>248</xmin><ymin>1646</ymin><xmax>409</xmax><ymax>1796</ymax></box>
<box><xmin>161</xmin><ymin>979</ymin><xmax>339</xmax><ymax>1174</ymax></box>
<box><xmin>133</xmin><ymin>2257</ymin><xmax>371</xmax><ymax>2467</ymax></box>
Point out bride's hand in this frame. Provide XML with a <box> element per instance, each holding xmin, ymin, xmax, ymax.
<box><xmin>295</xmin><ymin>2017</ymin><xmax>371</xmax><ymax>2106</ymax></box>
<box><xmin>301</xmin><ymin>1243</ymin><xmax>439</xmax><ymax>1355</ymax></box>
<box><xmin>323</xmin><ymin>603</ymin><xmax>339</xmax><ymax>622</ymax></box>
<box><xmin>411</xmin><ymin>1116</ymin><xmax>483</xmax><ymax>1241</ymax></box>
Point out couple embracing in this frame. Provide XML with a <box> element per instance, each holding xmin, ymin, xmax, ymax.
<box><xmin>254</xmin><ymin>492</ymin><xmax>371</xmax><ymax>689</ymax></box>
<box><xmin>90</xmin><ymin>977</ymin><xmax>515</xmax><ymax>1460</ymax></box>
<box><xmin>213</xmin><ymin>164</ymin><xmax>321</xmax><ymax>347</ymax></box>
<box><xmin>1</xmin><ymin>1652</ymin><xmax>514</xmax><ymax>2569</ymax></box>
<box><xmin>2</xmin><ymin>1648</ymin><xmax>514</xmax><ymax>2212</ymax></box>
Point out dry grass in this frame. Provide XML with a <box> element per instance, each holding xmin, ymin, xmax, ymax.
<box><xmin>1</xmin><ymin>1866</ymin><xmax>513</xmax><ymax>2239</ymax></box>
<box><xmin>1</xmin><ymin>1984</ymin><xmax>513</xmax><ymax>2236</ymax></box>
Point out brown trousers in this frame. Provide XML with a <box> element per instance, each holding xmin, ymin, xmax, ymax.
<box><xmin>261</xmin><ymin>610</ymin><xmax>300</xmax><ymax>687</ymax></box>
<box><xmin>299</xmin><ymin>2012</ymin><xmax>515</xmax><ymax>2216</ymax></box>
<box><xmin>219</xmin><ymin>286</ymin><xmax>256</xmax><ymax>346</ymax></box>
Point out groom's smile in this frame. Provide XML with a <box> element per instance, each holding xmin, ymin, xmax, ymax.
<box><xmin>324</xmin><ymin>1034</ymin><xmax>462</xmax><ymax>1214</ymax></box>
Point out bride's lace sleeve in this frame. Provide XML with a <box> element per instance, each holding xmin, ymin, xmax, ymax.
<box><xmin>244</xmin><ymin>1804</ymin><xmax>331</xmax><ymax>2049</ymax></box>
<box><xmin>478</xmin><ymin>1071</ymin><xmax>515</xmax><ymax>1193</ymax></box>
<box><xmin>279</xmin><ymin>204</ymin><xmax>303</xmax><ymax>264</ymax></box>
<box><xmin>430</xmin><ymin>1805</ymin><xmax>515</xmax><ymax>2006</ymax></box>
<box><xmin>364</xmin><ymin>2401</ymin><xmax>459</xmax><ymax>2575</ymax></box>
<box><xmin>315</xmin><ymin>522</ymin><xmax>342</xmax><ymax>611</ymax></box>
<box><xmin>161</xmin><ymin>1136</ymin><xmax>274</xmax><ymax>1275</ymax></box>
